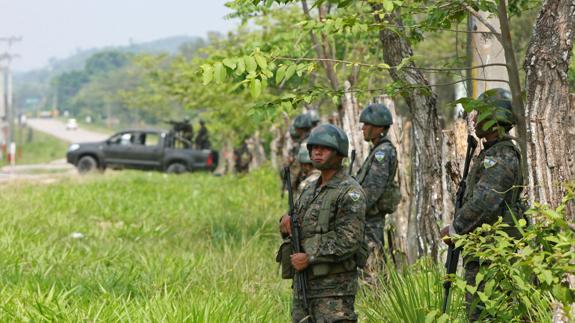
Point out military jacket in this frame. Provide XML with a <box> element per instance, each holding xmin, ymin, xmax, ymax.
<box><xmin>296</xmin><ymin>169</ymin><xmax>321</xmax><ymax>198</ymax></box>
<box><xmin>294</xmin><ymin>167</ymin><xmax>366</xmax><ymax>298</ymax></box>
<box><xmin>453</xmin><ymin>138</ymin><xmax>522</xmax><ymax>234</ymax></box>
<box><xmin>356</xmin><ymin>136</ymin><xmax>399</xmax><ymax>218</ymax></box>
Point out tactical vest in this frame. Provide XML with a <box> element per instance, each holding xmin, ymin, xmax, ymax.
<box><xmin>356</xmin><ymin>138</ymin><xmax>401</xmax><ymax>215</ymax></box>
<box><xmin>297</xmin><ymin>181</ymin><xmax>368</xmax><ymax>278</ymax></box>
<box><xmin>465</xmin><ymin>139</ymin><xmax>526</xmax><ymax>237</ymax></box>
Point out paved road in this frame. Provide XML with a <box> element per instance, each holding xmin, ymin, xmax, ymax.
<box><xmin>0</xmin><ymin>119</ymin><xmax>111</xmax><ymax>183</ymax></box>
<box><xmin>27</xmin><ymin>118</ymin><xmax>110</xmax><ymax>143</ymax></box>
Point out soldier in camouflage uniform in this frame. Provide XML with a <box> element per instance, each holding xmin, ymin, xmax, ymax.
<box><xmin>279</xmin><ymin>124</ymin><xmax>367</xmax><ymax>323</ymax></box>
<box><xmin>288</xmin><ymin>114</ymin><xmax>314</xmax><ymax>192</ymax></box>
<box><xmin>296</xmin><ymin>145</ymin><xmax>321</xmax><ymax>197</ymax></box>
<box><xmin>441</xmin><ymin>88</ymin><xmax>524</xmax><ymax>321</ymax></box>
<box><xmin>355</xmin><ymin>104</ymin><xmax>400</xmax><ymax>274</ymax></box>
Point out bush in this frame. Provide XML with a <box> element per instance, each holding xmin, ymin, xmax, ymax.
<box><xmin>450</xmin><ymin>186</ymin><xmax>575</xmax><ymax>321</ymax></box>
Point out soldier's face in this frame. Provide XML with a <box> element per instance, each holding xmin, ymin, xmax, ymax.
<box><xmin>361</xmin><ymin>123</ymin><xmax>383</xmax><ymax>141</ymax></box>
<box><xmin>310</xmin><ymin>145</ymin><xmax>341</xmax><ymax>170</ymax></box>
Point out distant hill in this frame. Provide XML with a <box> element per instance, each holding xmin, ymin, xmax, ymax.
<box><xmin>13</xmin><ymin>35</ymin><xmax>207</xmax><ymax>111</ymax></box>
<box><xmin>15</xmin><ymin>35</ymin><xmax>204</xmax><ymax>80</ymax></box>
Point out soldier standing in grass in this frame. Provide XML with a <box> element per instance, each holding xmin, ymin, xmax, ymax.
<box><xmin>279</xmin><ymin>124</ymin><xmax>367</xmax><ymax>322</ymax></box>
<box><xmin>355</xmin><ymin>104</ymin><xmax>400</xmax><ymax>276</ymax></box>
<box><xmin>440</xmin><ymin>88</ymin><xmax>524</xmax><ymax>321</ymax></box>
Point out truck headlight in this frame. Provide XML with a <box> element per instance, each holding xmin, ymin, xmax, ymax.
<box><xmin>68</xmin><ymin>144</ymin><xmax>80</xmax><ymax>152</ymax></box>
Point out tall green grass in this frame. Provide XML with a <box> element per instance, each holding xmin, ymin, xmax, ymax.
<box><xmin>0</xmin><ymin>168</ymin><xmax>465</xmax><ymax>322</ymax></box>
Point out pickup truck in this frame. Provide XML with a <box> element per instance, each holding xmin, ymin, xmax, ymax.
<box><xmin>66</xmin><ymin>129</ymin><xmax>217</xmax><ymax>174</ymax></box>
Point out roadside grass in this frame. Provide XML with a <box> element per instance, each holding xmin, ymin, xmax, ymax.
<box><xmin>0</xmin><ymin>168</ymin><xmax>465</xmax><ymax>321</ymax></box>
<box><xmin>1</xmin><ymin>128</ymin><xmax>69</xmax><ymax>166</ymax></box>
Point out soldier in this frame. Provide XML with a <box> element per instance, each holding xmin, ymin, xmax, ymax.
<box><xmin>440</xmin><ymin>88</ymin><xmax>524</xmax><ymax>321</ymax></box>
<box><xmin>279</xmin><ymin>124</ymin><xmax>367</xmax><ymax>323</ymax></box>
<box><xmin>195</xmin><ymin>120</ymin><xmax>211</xmax><ymax>149</ymax></box>
<box><xmin>355</xmin><ymin>104</ymin><xmax>400</xmax><ymax>275</ymax></box>
<box><xmin>295</xmin><ymin>145</ymin><xmax>321</xmax><ymax>197</ymax></box>
<box><xmin>288</xmin><ymin>114</ymin><xmax>314</xmax><ymax>192</ymax></box>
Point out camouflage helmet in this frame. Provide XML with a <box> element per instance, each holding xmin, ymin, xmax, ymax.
<box><xmin>359</xmin><ymin>104</ymin><xmax>393</xmax><ymax>127</ymax></box>
<box><xmin>297</xmin><ymin>145</ymin><xmax>312</xmax><ymax>164</ymax></box>
<box><xmin>477</xmin><ymin>88</ymin><xmax>515</xmax><ymax>126</ymax></box>
<box><xmin>293</xmin><ymin>113</ymin><xmax>313</xmax><ymax>129</ymax></box>
<box><xmin>307</xmin><ymin>109</ymin><xmax>321</xmax><ymax>124</ymax></box>
<box><xmin>306</xmin><ymin>124</ymin><xmax>349</xmax><ymax>156</ymax></box>
<box><xmin>289</xmin><ymin>124</ymin><xmax>299</xmax><ymax>140</ymax></box>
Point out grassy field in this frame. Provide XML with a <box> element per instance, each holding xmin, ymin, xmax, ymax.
<box><xmin>1</xmin><ymin>128</ymin><xmax>69</xmax><ymax>166</ymax></box>
<box><xmin>0</xmin><ymin>168</ymin><xmax>465</xmax><ymax>322</ymax></box>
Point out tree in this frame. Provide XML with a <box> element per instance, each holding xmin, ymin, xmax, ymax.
<box><xmin>524</xmin><ymin>0</ymin><xmax>575</xmax><ymax>218</ymax></box>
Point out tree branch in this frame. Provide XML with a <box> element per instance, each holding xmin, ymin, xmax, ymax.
<box><xmin>273</xmin><ymin>55</ymin><xmax>508</xmax><ymax>72</ymax></box>
<box><xmin>462</xmin><ymin>3</ymin><xmax>503</xmax><ymax>43</ymax></box>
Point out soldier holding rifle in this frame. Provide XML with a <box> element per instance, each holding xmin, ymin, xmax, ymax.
<box><xmin>278</xmin><ymin>124</ymin><xmax>367</xmax><ymax>323</ymax></box>
<box><xmin>441</xmin><ymin>88</ymin><xmax>524</xmax><ymax>321</ymax></box>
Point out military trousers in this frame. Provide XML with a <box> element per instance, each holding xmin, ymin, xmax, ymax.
<box><xmin>292</xmin><ymin>294</ymin><xmax>357</xmax><ymax>323</ymax></box>
<box><xmin>364</xmin><ymin>216</ymin><xmax>386</xmax><ymax>274</ymax></box>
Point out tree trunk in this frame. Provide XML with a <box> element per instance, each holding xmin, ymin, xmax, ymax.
<box><xmin>341</xmin><ymin>81</ymin><xmax>369</xmax><ymax>170</ymax></box>
<box><xmin>524</xmin><ymin>0</ymin><xmax>575</xmax><ymax>218</ymax></box>
<box><xmin>379</xmin><ymin>95</ymin><xmax>413</xmax><ymax>264</ymax></box>
<box><xmin>374</xmin><ymin>8</ymin><xmax>444</xmax><ymax>260</ymax></box>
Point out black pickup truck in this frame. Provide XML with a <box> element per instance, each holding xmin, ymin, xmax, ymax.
<box><xmin>66</xmin><ymin>129</ymin><xmax>217</xmax><ymax>174</ymax></box>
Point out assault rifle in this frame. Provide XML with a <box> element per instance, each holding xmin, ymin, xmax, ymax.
<box><xmin>283</xmin><ymin>167</ymin><xmax>310</xmax><ymax>316</ymax></box>
<box><xmin>442</xmin><ymin>135</ymin><xmax>477</xmax><ymax>313</ymax></box>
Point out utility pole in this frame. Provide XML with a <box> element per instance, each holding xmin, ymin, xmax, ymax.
<box><xmin>0</xmin><ymin>36</ymin><xmax>22</xmax><ymax>166</ymax></box>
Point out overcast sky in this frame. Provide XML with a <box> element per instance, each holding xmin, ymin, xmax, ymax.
<box><xmin>0</xmin><ymin>0</ymin><xmax>237</xmax><ymax>71</ymax></box>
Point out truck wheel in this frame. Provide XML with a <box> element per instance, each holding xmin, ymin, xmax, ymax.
<box><xmin>77</xmin><ymin>156</ymin><xmax>98</xmax><ymax>174</ymax></box>
<box><xmin>166</xmin><ymin>162</ymin><xmax>187</xmax><ymax>174</ymax></box>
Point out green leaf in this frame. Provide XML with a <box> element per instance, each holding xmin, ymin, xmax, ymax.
<box><xmin>284</xmin><ymin>64</ymin><xmax>296</xmax><ymax>82</ymax></box>
<box><xmin>245</xmin><ymin>56</ymin><xmax>258</xmax><ymax>73</ymax></box>
<box><xmin>378</xmin><ymin>63</ymin><xmax>391</xmax><ymax>70</ymax></box>
<box><xmin>275</xmin><ymin>65</ymin><xmax>287</xmax><ymax>85</ymax></box>
<box><xmin>481</xmin><ymin>119</ymin><xmax>497</xmax><ymax>131</ymax></box>
<box><xmin>250</xmin><ymin>78</ymin><xmax>262</xmax><ymax>98</ymax></box>
<box><xmin>235</xmin><ymin>59</ymin><xmax>246</xmax><ymax>75</ymax></box>
<box><xmin>201</xmin><ymin>64</ymin><xmax>213</xmax><ymax>85</ymax></box>
<box><xmin>213</xmin><ymin>62</ymin><xmax>226</xmax><ymax>83</ymax></box>
<box><xmin>254</xmin><ymin>54</ymin><xmax>268</xmax><ymax>70</ymax></box>
<box><xmin>222</xmin><ymin>58</ymin><xmax>236</xmax><ymax>70</ymax></box>
<box><xmin>425</xmin><ymin>310</ymin><xmax>437</xmax><ymax>323</ymax></box>
<box><xmin>383</xmin><ymin>0</ymin><xmax>394</xmax><ymax>12</ymax></box>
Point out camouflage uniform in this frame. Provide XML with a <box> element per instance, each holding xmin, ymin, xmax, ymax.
<box><xmin>451</xmin><ymin>138</ymin><xmax>523</xmax><ymax>321</ymax></box>
<box><xmin>297</xmin><ymin>169</ymin><xmax>321</xmax><ymax>198</ymax></box>
<box><xmin>292</xmin><ymin>167</ymin><xmax>366</xmax><ymax>323</ymax></box>
<box><xmin>355</xmin><ymin>135</ymin><xmax>398</xmax><ymax>272</ymax></box>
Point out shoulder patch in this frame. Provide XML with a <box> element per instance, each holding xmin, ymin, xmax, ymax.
<box><xmin>483</xmin><ymin>156</ymin><xmax>497</xmax><ymax>169</ymax></box>
<box><xmin>375</xmin><ymin>150</ymin><xmax>386</xmax><ymax>163</ymax></box>
<box><xmin>348</xmin><ymin>190</ymin><xmax>361</xmax><ymax>202</ymax></box>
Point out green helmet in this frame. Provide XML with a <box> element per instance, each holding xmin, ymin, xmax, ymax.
<box><xmin>359</xmin><ymin>104</ymin><xmax>393</xmax><ymax>126</ymax></box>
<box><xmin>307</xmin><ymin>110</ymin><xmax>320</xmax><ymax>124</ymax></box>
<box><xmin>478</xmin><ymin>88</ymin><xmax>515</xmax><ymax>126</ymax></box>
<box><xmin>289</xmin><ymin>124</ymin><xmax>299</xmax><ymax>140</ymax></box>
<box><xmin>306</xmin><ymin>124</ymin><xmax>349</xmax><ymax>156</ymax></box>
<box><xmin>297</xmin><ymin>145</ymin><xmax>312</xmax><ymax>164</ymax></box>
<box><xmin>293</xmin><ymin>114</ymin><xmax>313</xmax><ymax>129</ymax></box>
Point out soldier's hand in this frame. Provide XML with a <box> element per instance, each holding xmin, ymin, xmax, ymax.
<box><xmin>290</xmin><ymin>253</ymin><xmax>309</xmax><ymax>272</ymax></box>
<box><xmin>440</xmin><ymin>225</ymin><xmax>454</xmax><ymax>246</ymax></box>
<box><xmin>280</xmin><ymin>214</ymin><xmax>292</xmax><ymax>236</ymax></box>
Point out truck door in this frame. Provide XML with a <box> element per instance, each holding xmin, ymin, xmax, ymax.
<box><xmin>102</xmin><ymin>132</ymin><xmax>140</xmax><ymax>167</ymax></box>
<box><xmin>128</xmin><ymin>131</ymin><xmax>163</xmax><ymax>169</ymax></box>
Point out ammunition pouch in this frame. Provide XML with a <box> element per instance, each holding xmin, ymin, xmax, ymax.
<box><xmin>276</xmin><ymin>239</ymin><xmax>294</xmax><ymax>279</ymax></box>
<box><xmin>377</xmin><ymin>181</ymin><xmax>401</xmax><ymax>214</ymax></box>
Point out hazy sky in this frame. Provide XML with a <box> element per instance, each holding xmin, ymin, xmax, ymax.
<box><xmin>0</xmin><ymin>0</ymin><xmax>238</xmax><ymax>71</ymax></box>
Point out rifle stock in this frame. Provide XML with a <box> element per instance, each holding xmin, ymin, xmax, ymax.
<box><xmin>283</xmin><ymin>167</ymin><xmax>310</xmax><ymax>316</ymax></box>
<box><xmin>349</xmin><ymin>149</ymin><xmax>356</xmax><ymax>175</ymax></box>
<box><xmin>442</xmin><ymin>135</ymin><xmax>477</xmax><ymax>314</ymax></box>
